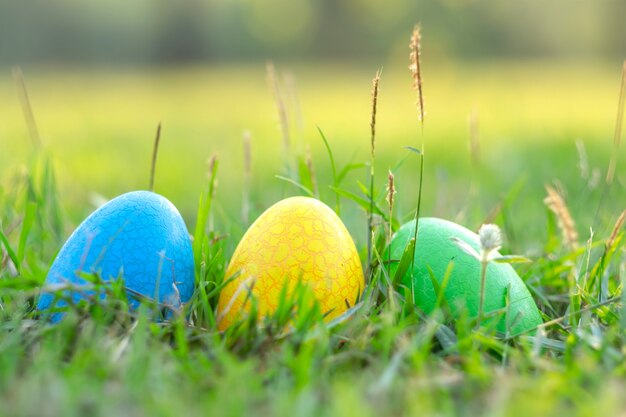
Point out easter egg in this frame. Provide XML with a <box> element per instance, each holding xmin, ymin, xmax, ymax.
<box><xmin>37</xmin><ymin>191</ymin><xmax>195</xmax><ymax>319</ymax></box>
<box><xmin>386</xmin><ymin>218</ymin><xmax>542</xmax><ymax>334</ymax></box>
<box><xmin>216</xmin><ymin>197</ymin><xmax>364</xmax><ymax>330</ymax></box>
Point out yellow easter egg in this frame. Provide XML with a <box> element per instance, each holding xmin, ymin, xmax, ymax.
<box><xmin>217</xmin><ymin>196</ymin><xmax>364</xmax><ymax>330</ymax></box>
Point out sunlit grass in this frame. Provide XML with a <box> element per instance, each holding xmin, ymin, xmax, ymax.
<box><xmin>2</xmin><ymin>58</ymin><xmax>626</xmax><ymax>416</ymax></box>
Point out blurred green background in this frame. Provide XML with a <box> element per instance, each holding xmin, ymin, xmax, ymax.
<box><xmin>2</xmin><ymin>0</ymin><xmax>625</xmax><ymax>64</ymax></box>
<box><xmin>1</xmin><ymin>0</ymin><xmax>624</xmax><ymax>249</ymax></box>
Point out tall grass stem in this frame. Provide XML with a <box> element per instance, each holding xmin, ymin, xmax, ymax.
<box><xmin>606</xmin><ymin>61</ymin><xmax>626</xmax><ymax>185</ymax></box>
<box><xmin>267</xmin><ymin>62</ymin><xmax>293</xmax><ymax>177</ymax></box>
<box><xmin>409</xmin><ymin>24</ymin><xmax>426</xmax><ymax>277</ymax></box>
<box><xmin>149</xmin><ymin>123</ymin><xmax>162</xmax><ymax>192</ymax></box>
<box><xmin>13</xmin><ymin>67</ymin><xmax>41</xmax><ymax>149</ymax></box>
<box><xmin>242</xmin><ymin>131</ymin><xmax>252</xmax><ymax>225</ymax></box>
<box><xmin>367</xmin><ymin>70</ymin><xmax>381</xmax><ymax>274</ymax></box>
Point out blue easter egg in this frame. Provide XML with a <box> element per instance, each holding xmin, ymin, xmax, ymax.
<box><xmin>38</xmin><ymin>191</ymin><xmax>195</xmax><ymax>319</ymax></box>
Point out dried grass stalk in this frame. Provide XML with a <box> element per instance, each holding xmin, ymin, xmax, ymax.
<box><xmin>242</xmin><ymin>131</ymin><xmax>252</xmax><ymax>224</ymax></box>
<box><xmin>13</xmin><ymin>66</ymin><xmax>41</xmax><ymax>148</ymax></box>
<box><xmin>606</xmin><ymin>209</ymin><xmax>626</xmax><ymax>250</ymax></box>
<box><xmin>266</xmin><ymin>62</ymin><xmax>291</xmax><ymax>171</ymax></box>
<box><xmin>370</xmin><ymin>69</ymin><xmax>381</xmax><ymax>159</ymax></box>
<box><xmin>409</xmin><ymin>25</ymin><xmax>425</xmax><ymax>125</ymax></box>
<box><xmin>544</xmin><ymin>185</ymin><xmax>578</xmax><ymax>250</ymax></box>
<box><xmin>386</xmin><ymin>170</ymin><xmax>396</xmax><ymax>212</ymax></box>
<box><xmin>305</xmin><ymin>145</ymin><xmax>318</xmax><ymax>197</ymax></box>
<box><xmin>149</xmin><ymin>123</ymin><xmax>162</xmax><ymax>192</ymax></box>
<box><xmin>367</xmin><ymin>69</ymin><xmax>382</xmax><ymax>273</ymax></box>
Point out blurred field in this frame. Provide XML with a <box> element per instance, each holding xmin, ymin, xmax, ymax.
<box><xmin>1</xmin><ymin>60</ymin><xmax>624</xmax><ymax>245</ymax></box>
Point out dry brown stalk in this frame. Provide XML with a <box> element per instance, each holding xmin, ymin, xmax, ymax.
<box><xmin>149</xmin><ymin>123</ymin><xmax>162</xmax><ymax>192</ymax></box>
<box><xmin>606</xmin><ymin>209</ymin><xmax>626</xmax><ymax>250</ymax></box>
<box><xmin>370</xmin><ymin>69</ymin><xmax>382</xmax><ymax>159</ymax></box>
<box><xmin>283</xmin><ymin>71</ymin><xmax>303</xmax><ymax>132</ymax></box>
<box><xmin>266</xmin><ymin>62</ymin><xmax>292</xmax><ymax>172</ymax></box>
<box><xmin>409</xmin><ymin>25</ymin><xmax>425</xmax><ymax>125</ymax></box>
<box><xmin>242</xmin><ymin>131</ymin><xmax>252</xmax><ymax>225</ymax></box>
<box><xmin>13</xmin><ymin>67</ymin><xmax>42</xmax><ymax>148</ymax></box>
<box><xmin>544</xmin><ymin>185</ymin><xmax>579</xmax><ymax>250</ymax></box>
<box><xmin>305</xmin><ymin>145</ymin><xmax>318</xmax><ymax>197</ymax></box>
<box><xmin>367</xmin><ymin>70</ymin><xmax>382</xmax><ymax>272</ymax></box>
<box><xmin>386</xmin><ymin>170</ymin><xmax>396</xmax><ymax>212</ymax></box>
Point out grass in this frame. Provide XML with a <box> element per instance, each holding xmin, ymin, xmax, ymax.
<box><xmin>1</xmin><ymin>59</ymin><xmax>626</xmax><ymax>416</ymax></box>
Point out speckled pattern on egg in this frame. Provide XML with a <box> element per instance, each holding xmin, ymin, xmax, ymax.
<box><xmin>217</xmin><ymin>197</ymin><xmax>364</xmax><ymax>330</ymax></box>
<box><xmin>38</xmin><ymin>191</ymin><xmax>194</xmax><ymax>316</ymax></box>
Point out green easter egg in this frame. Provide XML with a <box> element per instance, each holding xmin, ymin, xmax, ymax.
<box><xmin>386</xmin><ymin>218</ymin><xmax>542</xmax><ymax>335</ymax></box>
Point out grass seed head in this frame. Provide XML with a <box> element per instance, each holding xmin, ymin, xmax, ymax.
<box><xmin>607</xmin><ymin>209</ymin><xmax>626</xmax><ymax>250</ymax></box>
<box><xmin>370</xmin><ymin>69</ymin><xmax>381</xmax><ymax>159</ymax></box>
<box><xmin>409</xmin><ymin>24</ymin><xmax>425</xmax><ymax>124</ymax></box>
<box><xmin>478</xmin><ymin>223</ymin><xmax>502</xmax><ymax>255</ymax></box>
<box><xmin>386</xmin><ymin>170</ymin><xmax>396</xmax><ymax>211</ymax></box>
<box><xmin>544</xmin><ymin>185</ymin><xmax>578</xmax><ymax>250</ymax></box>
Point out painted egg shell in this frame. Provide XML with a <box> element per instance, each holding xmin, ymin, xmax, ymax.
<box><xmin>386</xmin><ymin>218</ymin><xmax>542</xmax><ymax>335</ymax></box>
<box><xmin>216</xmin><ymin>196</ymin><xmax>364</xmax><ymax>330</ymax></box>
<box><xmin>37</xmin><ymin>191</ymin><xmax>195</xmax><ymax>318</ymax></box>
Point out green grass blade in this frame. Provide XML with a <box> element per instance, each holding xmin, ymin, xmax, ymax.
<box><xmin>0</xmin><ymin>227</ymin><xmax>20</xmax><ymax>272</ymax></box>
<box><xmin>275</xmin><ymin>175</ymin><xmax>314</xmax><ymax>197</ymax></box>
<box><xmin>317</xmin><ymin>126</ymin><xmax>340</xmax><ymax>213</ymax></box>
<box><xmin>337</xmin><ymin>162</ymin><xmax>366</xmax><ymax>184</ymax></box>
<box><xmin>330</xmin><ymin>186</ymin><xmax>388</xmax><ymax>219</ymax></box>
<box><xmin>392</xmin><ymin>237</ymin><xmax>416</xmax><ymax>287</ymax></box>
<box><xmin>17</xmin><ymin>201</ymin><xmax>37</xmax><ymax>262</ymax></box>
<box><xmin>193</xmin><ymin>157</ymin><xmax>219</xmax><ymax>274</ymax></box>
